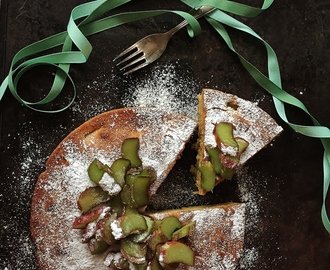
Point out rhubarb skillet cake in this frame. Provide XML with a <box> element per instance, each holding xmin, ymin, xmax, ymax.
<box><xmin>30</xmin><ymin>90</ymin><xmax>282</xmax><ymax>269</ymax></box>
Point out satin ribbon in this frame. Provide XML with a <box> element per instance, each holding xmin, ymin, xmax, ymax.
<box><xmin>0</xmin><ymin>0</ymin><xmax>329</xmax><ymax>233</ymax></box>
<box><xmin>0</xmin><ymin>0</ymin><xmax>203</xmax><ymax>112</ymax></box>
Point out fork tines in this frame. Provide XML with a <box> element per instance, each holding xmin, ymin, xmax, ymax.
<box><xmin>113</xmin><ymin>46</ymin><xmax>148</xmax><ymax>75</ymax></box>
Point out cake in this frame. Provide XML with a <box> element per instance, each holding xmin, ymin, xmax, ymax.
<box><xmin>196</xmin><ymin>89</ymin><xmax>283</xmax><ymax>195</ymax></box>
<box><xmin>30</xmin><ymin>89</ymin><xmax>281</xmax><ymax>269</ymax></box>
<box><xmin>30</xmin><ymin>107</ymin><xmax>197</xmax><ymax>269</ymax></box>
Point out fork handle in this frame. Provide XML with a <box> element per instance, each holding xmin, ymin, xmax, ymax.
<box><xmin>166</xmin><ymin>6</ymin><xmax>216</xmax><ymax>37</ymax></box>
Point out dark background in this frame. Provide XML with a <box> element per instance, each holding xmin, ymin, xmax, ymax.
<box><xmin>1</xmin><ymin>0</ymin><xmax>330</xmax><ymax>269</ymax></box>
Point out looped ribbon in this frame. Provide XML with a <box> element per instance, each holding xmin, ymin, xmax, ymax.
<box><xmin>0</xmin><ymin>0</ymin><xmax>202</xmax><ymax>112</ymax></box>
<box><xmin>1</xmin><ymin>0</ymin><xmax>329</xmax><ymax>233</ymax></box>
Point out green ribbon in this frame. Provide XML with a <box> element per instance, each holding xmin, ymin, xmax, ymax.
<box><xmin>0</xmin><ymin>0</ymin><xmax>202</xmax><ymax>112</ymax></box>
<box><xmin>1</xmin><ymin>0</ymin><xmax>329</xmax><ymax>233</ymax></box>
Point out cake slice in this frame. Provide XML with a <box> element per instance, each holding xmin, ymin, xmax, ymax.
<box><xmin>30</xmin><ymin>107</ymin><xmax>197</xmax><ymax>270</ymax></box>
<box><xmin>150</xmin><ymin>202</ymin><xmax>245</xmax><ymax>270</ymax></box>
<box><xmin>196</xmin><ymin>89</ymin><xmax>283</xmax><ymax>195</ymax></box>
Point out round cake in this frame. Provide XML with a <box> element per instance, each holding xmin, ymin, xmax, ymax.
<box><xmin>30</xmin><ymin>91</ymin><xmax>280</xmax><ymax>269</ymax></box>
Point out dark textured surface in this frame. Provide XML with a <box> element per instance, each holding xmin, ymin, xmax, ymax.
<box><xmin>1</xmin><ymin>0</ymin><xmax>330</xmax><ymax>269</ymax></box>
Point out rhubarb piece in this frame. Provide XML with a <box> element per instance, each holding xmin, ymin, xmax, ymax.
<box><xmin>131</xmin><ymin>216</ymin><xmax>154</xmax><ymax>243</ymax></box>
<box><xmin>73</xmin><ymin>205</ymin><xmax>106</xmax><ymax>229</ymax></box>
<box><xmin>125</xmin><ymin>172</ymin><xmax>139</xmax><ymax>186</ymax></box>
<box><xmin>121</xmin><ymin>138</ymin><xmax>142</xmax><ymax>168</ymax></box>
<box><xmin>206</xmin><ymin>146</ymin><xmax>223</xmax><ymax>175</ymax></box>
<box><xmin>221</xmin><ymin>167</ymin><xmax>235</xmax><ymax>180</ymax></box>
<box><xmin>131</xmin><ymin>176</ymin><xmax>151</xmax><ymax>207</ymax></box>
<box><xmin>120</xmin><ymin>175</ymin><xmax>151</xmax><ymax>208</ymax></box>
<box><xmin>172</xmin><ymin>221</ymin><xmax>196</xmax><ymax>241</ymax></box>
<box><xmin>159</xmin><ymin>216</ymin><xmax>182</xmax><ymax>240</ymax></box>
<box><xmin>87</xmin><ymin>158</ymin><xmax>107</xmax><ymax>184</ymax></box>
<box><xmin>88</xmin><ymin>238</ymin><xmax>109</xmax><ymax>255</ymax></box>
<box><xmin>206</xmin><ymin>146</ymin><xmax>236</xmax><ymax>180</ymax></box>
<box><xmin>214</xmin><ymin>122</ymin><xmax>238</xmax><ymax>156</ymax></box>
<box><xmin>81</xmin><ymin>221</ymin><xmax>98</xmax><ymax>243</ymax></box>
<box><xmin>198</xmin><ymin>161</ymin><xmax>216</xmax><ymax>192</ymax></box>
<box><xmin>126</xmin><ymin>172</ymin><xmax>150</xmax><ymax>185</ymax></box>
<box><xmin>147</xmin><ymin>258</ymin><xmax>164</xmax><ymax>270</ymax></box>
<box><xmin>104</xmin><ymin>252</ymin><xmax>130</xmax><ymax>269</ymax></box>
<box><xmin>111</xmin><ymin>195</ymin><xmax>124</xmax><ymax>217</ymax></box>
<box><xmin>220</xmin><ymin>154</ymin><xmax>239</xmax><ymax>170</ymax></box>
<box><xmin>101</xmin><ymin>214</ymin><xmax>117</xmax><ymax>245</ymax></box>
<box><xmin>124</xmin><ymin>206</ymin><xmax>139</xmax><ymax>216</ymax></box>
<box><xmin>220</xmin><ymin>137</ymin><xmax>249</xmax><ymax>170</ymax></box>
<box><xmin>236</xmin><ymin>137</ymin><xmax>249</xmax><ymax>155</ymax></box>
<box><xmin>118</xmin><ymin>213</ymin><xmax>148</xmax><ymax>237</ymax></box>
<box><xmin>140</xmin><ymin>166</ymin><xmax>157</xmax><ymax>177</ymax></box>
<box><xmin>111</xmin><ymin>158</ymin><xmax>131</xmax><ymax>187</ymax></box>
<box><xmin>147</xmin><ymin>229</ymin><xmax>168</xmax><ymax>254</ymax></box>
<box><xmin>141</xmin><ymin>167</ymin><xmax>156</xmax><ymax>183</ymax></box>
<box><xmin>77</xmin><ymin>186</ymin><xmax>110</xmax><ymax>213</ymax></box>
<box><xmin>120</xmin><ymin>238</ymin><xmax>147</xmax><ymax>264</ymax></box>
<box><xmin>159</xmin><ymin>242</ymin><xmax>194</xmax><ymax>266</ymax></box>
<box><xmin>120</xmin><ymin>185</ymin><xmax>135</xmax><ymax>208</ymax></box>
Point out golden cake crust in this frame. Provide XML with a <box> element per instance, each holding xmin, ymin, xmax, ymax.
<box><xmin>30</xmin><ymin>107</ymin><xmax>197</xmax><ymax>270</ymax></box>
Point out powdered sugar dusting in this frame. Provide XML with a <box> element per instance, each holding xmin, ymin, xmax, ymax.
<box><xmin>236</xmin><ymin>166</ymin><xmax>262</xmax><ymax>268</ymax></box>
<box><xmin>123</xmin><ymin>63</ymin><xmax>199</xmax><ymax>120</ymax></box>
<box><xmin>33</xmin><ymin>148</ymin><xmax>108</xmax><ymax>269</ymax></box>
<box><xmin>1</xmin><ymin>124</ymin><xmax>55</xmax><ymax>269</ymax></box>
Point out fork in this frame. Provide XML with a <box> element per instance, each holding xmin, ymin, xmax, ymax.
<box><xmin>114</xmin><ymin>6</ymin><xmax>216</xmax><ymax>75</ymax></box>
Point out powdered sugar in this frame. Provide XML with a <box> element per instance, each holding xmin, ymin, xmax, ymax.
<box><xmin>236</xmin><ymin>166</ymin><xmax>262</xmax><ymax>269</ymax></box>
<box><xmin>1</xmin><ymin>124</ymin><xmax>53</xmax><ymax>269</ymax></box>
<box><xmin>110</xmin><ymin>220</ymin><xmax>124</xmax><ymax>240</ymax></box>
<box><xmin>123</xmin><ymin>63</ymin><xmax>199</xmax><ymax>120</ymax></box>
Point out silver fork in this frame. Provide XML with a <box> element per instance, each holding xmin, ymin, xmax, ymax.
<box><xmin>114</xmin><ymin>6</ymin><xmax>216</xmax><ymax>75</ymax></box>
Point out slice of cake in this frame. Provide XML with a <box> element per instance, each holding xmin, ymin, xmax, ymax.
<box><xmin>196</xmin><ymin>89</ymin><xmax>283</xmax><ymax>195</ymax></box>
<box><xmin>150</xmin><ymin>202</ymin><xmax>245</xmax><ymax>270</ymax></box>
<box><xmin>30</xmin><ymin>107</ymin><xmax>197</xmax><ymax>270</ymax></box>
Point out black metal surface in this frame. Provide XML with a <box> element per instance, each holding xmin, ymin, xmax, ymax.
<box><xmin>1</xmin><ymin>0</ymin><xmax>330</xmax><ymax>269</ymax></box>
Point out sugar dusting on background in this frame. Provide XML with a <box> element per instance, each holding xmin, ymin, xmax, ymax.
<box><xmin>236</xmin><ymin>166</ymin><xmax>262</xmax><ymax>269</ymax></box>
<box><xmin>122</xmin><ymin>63</ymin><xmax>199</xmax><ymax>120</ymax></box>
<box><xmin>4</xmin><ymin>62</ymin><xmax>265</xmax><ymax>269</ymax></box>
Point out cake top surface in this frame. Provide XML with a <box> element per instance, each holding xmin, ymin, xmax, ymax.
<box><xmin>30</xmin><ymin>107</ymin><xmax>197</xmax><ymax>269</ymax></box>
<box><xmin>202</xmin><ymin>89</ymin><xmax>283</xmax><ymax>165</ymax></box>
